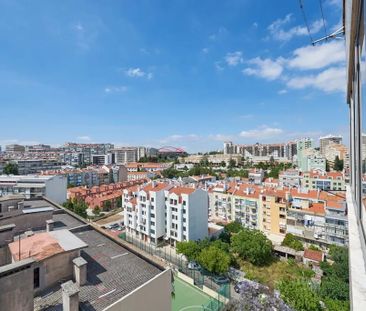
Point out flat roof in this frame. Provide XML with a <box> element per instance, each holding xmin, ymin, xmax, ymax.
<box><xmin>22</xmin><ymin>207</ymin><xmax>54</xmax><ymax>214</ymax></box>
<box><xmin>34</xmin><ymin>226</ymin><xmax>162</xmax><ymax>311</ymax></box>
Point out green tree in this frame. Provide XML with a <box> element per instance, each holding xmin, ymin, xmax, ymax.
<box><xmin>103</xmin><ymin>200</ymin><xmax>112</xmax><ymax>210</ymax></box>
<box><xmin>116</xmin><ymin>196</ymin><xmax>122</xmax><ymax>208</ymax></box>
<box><xmin>231</xmin><ymin>228</ymin><xmax>272</xmax><ymax>266</ymax></box>
<box><xmin>219</xmin><ymin>221</ymin><xmax>243</xmax><ymax>243</ymax></box>
<box><xmin>176</xmin><ymin>241</ymin><xmax>201</xmax><ymax>261</ymax></box>
<box><xmin>228</xmin><ymin>159</ymin><xmax>236</xmax><ymax>169</ymax></box>
<box><xmin>3</xmin><ymin>162</ymin><xmax>19</xmax><ymax>175</ymax></box>
<box><xmin>198</xmin><ymin>246</ymin><xmax>230</xmax><ymax>275</ymax></box>
<box><xmin>220</xmin><ymin>161</ymin><xmax>226</xmax><ymax>167</ymax></box>
<box><xmin>94</xmin><ymin>206</ymin><xmax>101</xmax><ymax>216</ymax></box>
<box><xmin>334</xmin><ymin>156</ymin><xmax>344</xmax><ymax>171</ymax></box>
<box><xmin>281</xmin><ymin>233</ymin><xmax>304</xmax><ymax>251</ymax></box>
<box><xmin>326</xmin><ymin>160</ymin><xmax>330</xmax><ymax>172</ymax></box>
<box><xmin>277</xmin><ymin>280</ymin><xmax>322</xmax><ymax>311</ymax></box>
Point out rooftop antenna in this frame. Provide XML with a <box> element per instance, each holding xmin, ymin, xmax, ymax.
<box><xmin>299</xmin><ymin>0</ymin><xmax>345</xmax><ymax>46</ymax></box>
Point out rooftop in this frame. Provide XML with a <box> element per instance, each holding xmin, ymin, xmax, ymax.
<box><xmin>34</xmin><ymin>225</ymin><xmax>162</xmax><ymax>311</ymax></box>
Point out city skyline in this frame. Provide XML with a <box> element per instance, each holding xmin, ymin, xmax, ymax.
<box><xmin>1</xmin><ymin>0</ymin><xmax>346</xmax><ymax>152</ymax></box>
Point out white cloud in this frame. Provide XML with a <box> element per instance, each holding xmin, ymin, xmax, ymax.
<box><xmin>77</xmin><ymin>136</ymin><xmax>91</xmax><ymax>141</ymax></box>
<box><xmin>125</xmin><ymin>68</ymin><xmax>146</xmax><ymax>78</ymax></box>
<box><xmin>243</xmin><ymin>57</ymin><xmax>285</xmax><ymax>80</ymax></box>
<box><xmin>159</xmin><ymin>134</ymin><xmax>200</xmax><ymax>144</ymax></box>
<box><xmin>278</xmin><ymin>89</ymin><xmax>288</xmax><ymax>95</ymax></box>
<box><xmin>225</xmin><ymin>51</ymin><xmax>243</xmax><ymax>66</ymax></box>
<box><xmin>104</xmin><ymin>85</ymin><xmax>128</xmax><ymax>93</ymax></box>
<box><xmin>208</xmin><ymin>134</ymin><xmax>233</xmax><ymax>141</ymax></box>
<box><xmin>252</xmin><ymin>22</ymin><xmax>258</xmax><ymax>28</ymax></box>
<box><xmin>202</xmin><ymin>48</ymin><xmax>209</xmax><ymax>54</ymax></box>
<box><xmin>268</xmin><ymin>14</ymin><xmax>323</xmax><ymax>42</ymax></box>
<box><xmin>286</xmin><ymin>66</ymin><xmax>346</xmax><ymax>93</ymax></box>
<box><xmin>125</xmin><ymin>67</ymin><xmax>153</xmax><ymax>80</ymax></box>
<box><xmin>239</xmin><ymin>126</ymin><xmax>284</xmax><ymax>139</ymax></box>
<box><xmin>209</xmin><ymin>27</ymin><xmax>228</xmax><ymax>41</ymax></box>
<box><xmin>288</xmin><ymin>41</ymin><xmax>345</xmax><ymax>70</ymax></box>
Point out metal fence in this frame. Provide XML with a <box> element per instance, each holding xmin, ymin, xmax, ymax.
<box><xmin>119</xmin><ymin>232</ymin><xmax>231</xmax><ymax>309</ymax></box>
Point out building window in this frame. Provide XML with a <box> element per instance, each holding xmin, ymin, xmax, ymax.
<box><xmin>34</xmin><ymin>267</ymin><xmax>40</xmax><ymax>288</ymax></box>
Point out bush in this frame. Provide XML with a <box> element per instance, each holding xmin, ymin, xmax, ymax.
<box><xmin>281</xmin><ymin>233</ymin><xmax>304</xmax><ymax>251</ymax></box>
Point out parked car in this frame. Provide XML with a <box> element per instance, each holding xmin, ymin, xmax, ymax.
<box><xmin>117</xmin><ymin>225</ymin><xmax>125</xmax><ymax>231</ymax></box>
<box><xmin>107</xmin><ymin>223</ymin><xmax>119</xmax><ymax>230</ymax></box>
<box><xmin>188</xmin><ymin>261</ymin><xmax>201</xmax><ymax>270</ymax></box>
<box><xmin>212</xmin><ymin>275</ymin><xmax>230</xmax><ymax>285</ymax></box>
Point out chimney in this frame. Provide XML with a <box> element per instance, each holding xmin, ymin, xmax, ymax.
<box><xmin>73</xmin><ymin>257</ymin><xmax>87</xmax><ymax>286</ymax></box>
<box><xmin>61</xmin><ymin>281</ymin><xmax>79</xmax><ymax>311</ymax></box>
<box><xmin>46</xmin><ymin>219</ymin><xmax>55</xmax><ymax>232</ymax></box>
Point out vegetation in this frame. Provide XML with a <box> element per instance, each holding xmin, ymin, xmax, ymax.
<box><xmin>161</xmin><ymin>165</ymin><xmax>217</xmax><ymax>179</ymax></box>
<box><xmin>176</xmin><ymin>240</ymin><xmax>201</xmax><ymax>261</ymax></box>
<box><xmin>281</xmin><ymin>233</ymin><xmax>304</xmax><ymax>251</ymax></box>
<box><xmin>198</xmin><ymin>246</ymin><xmax>231</xmax><ymax>275</ymax></box>
<box><xmin>334</xmin><ymin>156</ymin><xmax>344</xmax><ymax>171</ymax></box>
<box><xmin>278</xmin><ymin>245</ymin><xmax>350</xmax><ymax>311</ymax></box>
<box><xmin>62</xmin><ymin>198</ymin><xmax>88</xmax><ymax>218</ymax></box>
<box><xmin>3</xmin><ymin>162</ymin><xmax>19</xmax><ymax>175</ymax></box>
<box><xmin>231</xmin><ymin>228</ymin><xmax>272</xmax><ymax>266</ymax></box>
<box><xmin>93</xmin><ymin>206</ymin><xmax>101</xmax><ymax>216</ymax></box>
<box><xmin>241</xmin><ymin>258</ymin><xmax>314</xmax><ymax>290</ymax></box>
<box><xmin>278</xmin><ymin>280</ymin><xmax>322</xmax><ymax>311</ymax></box>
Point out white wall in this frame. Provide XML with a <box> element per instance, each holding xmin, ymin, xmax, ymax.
<box><xmin>45</xmin><ymin>175</ymin><xmax>67</xmax><ymax>204</ymax></box>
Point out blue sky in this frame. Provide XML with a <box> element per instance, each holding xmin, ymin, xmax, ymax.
<box><xmin>0</xmin><ymin>0</ymin><xmax>347</xmax><ymax>152</ymax></box>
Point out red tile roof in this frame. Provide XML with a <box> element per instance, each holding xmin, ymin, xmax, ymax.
<box><xmin>304</xmin><ymin>249</ymin><xmax>324</xmax><ymax>262</ymax></box>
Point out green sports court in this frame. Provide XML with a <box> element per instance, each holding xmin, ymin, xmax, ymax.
<box><xmin>172</xmin><ymin>277</ymin><xmax>214</xmax><ymax>311</ymax></box>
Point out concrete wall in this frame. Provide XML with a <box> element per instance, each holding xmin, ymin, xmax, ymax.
<box><xmin>187</xmin><ymin>189</ymin><xmax>208</xmax><ymax>241</ymax></box>
<box><xmin>0</xmin><ymin>261</ymin><xmax>34</xmax><ymax>311</ymax></box>
<box><xmin>45</xmin><ymin>175</ymin><xmax>67</xmax><ymax>204</ymax></box>
<box><xmin>35</xmin><ymin>250</ymin><xmax>80</xmax><ymax>294</ymax></box>
<box><xmin>104</xmin><ymin>269</ymin><xmax>172</xmax><ymax>311</ymax></box>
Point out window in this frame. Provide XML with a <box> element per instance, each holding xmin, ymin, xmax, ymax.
<box><xmin>34</xmin><ymin>267</ymin><xmax>40</xmax><ymax>288</ymax></box>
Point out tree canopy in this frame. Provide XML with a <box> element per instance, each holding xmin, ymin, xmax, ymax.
<box><xmin>3</xmin><ymin>162</ymin><xmax>19</xmax><ymax>175</ymax></box>
<box><xmin>198</xmin><ymin>245</ymin><xmax>231</xmax><ymax>275</ymax></box>
<box><xmin>231</xmin><ymin>228</ymin><xmax>272</xmax><ymax>266</ymax></box>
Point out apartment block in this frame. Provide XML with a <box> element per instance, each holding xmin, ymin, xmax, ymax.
<box><xmin>124</xmin><ymin>183</ymin><xmax>208</xmax><ymax>245</ymax></box>
<box><xmin>302</xmin><ymin>171</ymin><xmax>345</xmax><ymax>191</ymax></box>
<box><xmin>319</xmin><ymin>135</ymin><xmax>342</xmax><ymax>156</ymax></box>
<box><xmin>279</xmin><ymin>169</ymin><xmax>302</xmax><ymax>188</ymax></box>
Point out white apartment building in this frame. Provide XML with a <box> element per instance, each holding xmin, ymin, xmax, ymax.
<box><xmin>0</xmin><ymin>175</ymin><xmax>67</xmax><ymax>203</ymax></box>
<box><xmin>279</xmin><ymin>169</ymin><xmax>302</xmax><ymax>188</ymax></box>
<box><xmin>319</xmin><ymin>135</ymin><xmax>342</xmax><ymax>156</ymax></box>
<box><xmin>165</xmin><ymin>187</ymin><xmax>208</xmax><ymax>245</ymax></box>
<box><xmin>123</xmin><ymin>182</ymin><xmax>208</xmax><ymax>245</ymax></box>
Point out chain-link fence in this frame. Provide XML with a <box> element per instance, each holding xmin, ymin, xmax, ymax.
<box><xmin>119</xmin><ymin>232</ymin><xmax>231</xmax><ymax>309</ymax></box>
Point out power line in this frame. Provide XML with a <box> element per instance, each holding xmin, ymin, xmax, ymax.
<box><xmin>298</xmin><ymin>0</ymin><xmax>314</xmax><ymax>44</ymax></box>
<box><xmin>318</xmin><ymin>0</ymin><xmax>328</xmax><ymax>38</ymax></box>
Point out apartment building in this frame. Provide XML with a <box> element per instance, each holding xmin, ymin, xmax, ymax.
<box><xmin>62</xmin><ymin>142</ymin><xmax>114</xmax><ymax>165</ymax></box>
<box><xmin>5</xmin><ymin>144</ymin><xmax>25</xmax><ymax>153</ymax></box>
<box><xmin>182</xmin><ymin>154</ymin><xmax>242</xmax><ymax>166</ymax></box>
<box><xmin>223</xmin><ymin>141</ymin><xmax>299</xmax><ymax>161</ymax></box>
<box><xmin>324</xmin><ymin>143</ymin><xmax>348</xmax><ymax>167</ymax></box>
<box><xmin>0</xmin><ymin>175</ymin><xmax>67</xmax><ymax>203</ymax></box>
<box><xmin>11</xmin><ymin>158</ymin><xmax>63</xmax><ymax>175</ymax></box>
<box><xmin>279</xmin><ymin>169</ymin><xmax>302</xmax><ymax>188</ymax></box>
<box><xmin>319</xmin><ymin>135</ymin><xmax>342</xmax><ymax>156</ymax></box>
<box><xmin>126</xmin><ymin>162</ymin><xmax>171</xmax><ymax>172</ymax></box>
<box><xmin>297</xmin><ymin>147</ymin><xmax>326</xmax><ymax>172</ymax></box>
<box><xmin>124</xmin><ymin>182</ymin><xmax>208</xmax><ymax>245</ymax></box>
<box><xmin>259</xmin><ymin>189</ymin><xmax>288</xmax><ymax>239</ymax></box>
<box><xmin>302</xmin><ymin>171</ymin><xmax>345</xmax><ymax>191</ymax></box>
